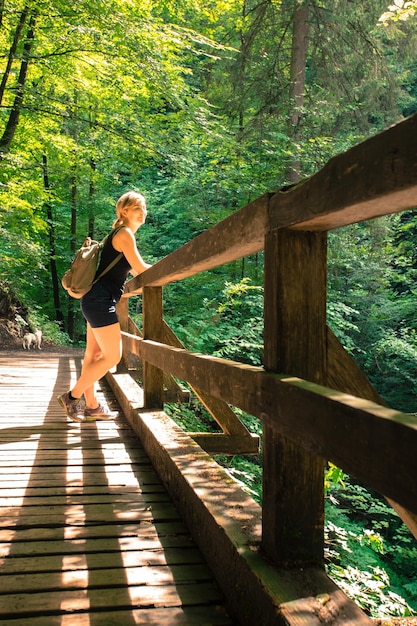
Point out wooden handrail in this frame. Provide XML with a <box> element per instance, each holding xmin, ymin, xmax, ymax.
<box><xmin>124</xmin><ymin>113</ymin><xmax>417</xmax><ymax>295</ymax></box>
<box><xmin>119</xmin><ymin>333</ymin><xmax>417</xmax><ymax>516</ymax></box>
<box><xmin>115</xmin><ymin>112</ymin><xmax>417</xmax><ymax>625</ymax></box>
<box><xmin>123</xmin><ymin>193</ymin><xmax>269</xmax><ymax>294</ymax></box>
<box><xmin>270</xmin><ymin>113</ymin><xmax>417</xmax><ymax>231</ymax></box>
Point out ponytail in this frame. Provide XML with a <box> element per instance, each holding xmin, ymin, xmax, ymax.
<box><xmin>112</xmin><ymin>217</ymin><xmax>125</xmax><ymax>229</ymax></box>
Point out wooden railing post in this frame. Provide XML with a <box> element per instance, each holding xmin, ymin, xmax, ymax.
<box><xmin>262</xmin><ymin>228</ymin><xmax>327</xmax><ymax>567</ymax></box>
<box><xmin>142</xmin><ymin>286</ymin><xmax>164</xmax><ymax>409</ymax></box>
<box><xmin>116</xmin><ymin>298</ymin><xmax>130</xmax><ymax>370</ymax></box>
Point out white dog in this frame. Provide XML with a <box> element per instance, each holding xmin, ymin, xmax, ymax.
<box><xmin>22</xmin><ymin>330</ymin><xmax>42</xmax><ymax>350</ymax></box>
<box><xmin>34</xmin><ymin>329</ymin><xmax>42</xmax><ymax>349</ymax></box>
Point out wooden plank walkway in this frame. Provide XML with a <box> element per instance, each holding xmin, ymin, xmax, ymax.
<box><xmin>0</xmin><ymin>351</ymin><xmax>235</xmax><ymax>625</ymax></box>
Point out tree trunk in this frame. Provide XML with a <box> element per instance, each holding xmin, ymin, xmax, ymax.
<box><xmin>88</xmin><ymin>157</ymin><xmax>96</xmax><ymax>237</ymax></box>
<box><xmin>236</xmin><ymin>0</ymin><xmax>268</xmax><ymax>137</ymax></box>
<box><xmin>0</xmin><ymin>11</ymin><xmax>36</xmax><ymax>157</ymax></box>
<box><xmin>42</xmin><ymin>154</ymin><xmax>66</xmax><ymax>330</ymax></box>
<box><xmin>66</xmin><ymin>170</ymin><xmax>78</xmax><ymax>340</ymax></box>
<box><xmin>0</xmin><ymin>5</ymin><xmax>30</xmax><ymax>107</ymax></box>
<box><xmin>286</xmin><ymin>2</ymin><xmax>309</xmax><ymax>183</ymax></box>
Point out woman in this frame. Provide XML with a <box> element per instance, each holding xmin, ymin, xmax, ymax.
<box><xmin>58</xmin><ymin>190</ymin><xmax>151</xmax><ymax>422</ymax></box>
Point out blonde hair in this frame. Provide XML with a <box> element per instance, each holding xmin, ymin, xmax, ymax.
<box><xmin>112</xmin><ymin>191</ymin><xmax>146</xmax><ymax>228</ymax></box>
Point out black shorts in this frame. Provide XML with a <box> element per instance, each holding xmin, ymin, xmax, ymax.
<box><xmin>80</xmin><ymin>282</ymin><xmax>119</xmax><ymax>328</ymax></box>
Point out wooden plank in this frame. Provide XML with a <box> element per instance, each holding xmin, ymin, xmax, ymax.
<box><xmin>0</xmin><ymin>452</ymin><xmax>149</xmax><ymax>465</ymax></box>
<box><xmin>0</xmin><ymin>522</ymin><xmax>193</xmax><ymax>551</ymax></box>
<box><xmin>115</xmin><ymin>298</ymin><xmax>132</xmax><ymax>371</ymax></box>
<box><xmin>0</xmin><ymin>456</ymin><xmax>155</xmax><ymax>470</ymax></box>
<box><xmin>122</xmin><ymin>317</ymin><xmax>190</xmax><ymax>402</ymax></box>
<box><xmin>163</xmin><ymin>321</ymin><xmax>259</xmax><ymax>452</ymax></box>
<box><xmin>163</xmin><ymin>323</ymin><xmax>250</xmax><ymax>436</ymax></box>
<box><xmin>0</xmin><ymin>484</ymin><xmax>166</xmax><ymax>497</ymax></box>
<box><xmin>122</xmin><ymin>332</ymin><xmax>259</xmax><ymax>454</ymax></box>
<box><xmin>1</xmin><ymin>606</ymin><xmax>233</xmax><ymax>626</ymax></box>
<box><xmin>0</xmin><ymin>492</ymin><xmax>170</xmax><ymax>506</ymax></box>
<box><xmin>0</xmin><ymin>546</ymin><xmax>205</xmax><ymax>573</ymax></box>
<box><xmin>0</xmin><ymin>502</ymin><xmax>181</xmax><ymax>528</ymax></box>
<box><xmin>0</xmin><ymin>563</ymin><xmax>216</xmax><ymax>594</ymax></box>
<box><xmin>262</xmin><ymin>229</ymin><xmax>327</xmax><ymax>566</ymax></box>
<box><xmin>327</xmin><ymin>326</ymin><xmax>384</xmax><ymax>403</ymax></box>
<box><xmin>0</xmin><ymin>433</ymin><xmax>140</xmax><ymax>443</ymax></box>
<box><xmin>133</xmin><ymin>338</ymin><xmax>417</xmax><ymax>517</ymax></box>
<box><xmin>186</xmin><ymin>387</ymin><xmax>252</xmax><ymax>434</ymax></box>
<box><xmin>122</xmin><ymin>324</ymin><xmax>259</xmax><ymax>454</ymax></box>
<box><xmin>0</xmin><ymin>468</ymin><xmax>161</xmax><ymax>487</ymax></box>
<box><xmin>189</xmin><ymin>433</ymin><xmax>259</xmax><ymax>455</ymax></box>
<box><xmin>121</xmin><ymin>344</ymin><xmax>250</xmax><ymax>443</ymax></box>
<box><xmin>0</xmin><ymin>581</ymin><xmax>226</xmax><ymax>616</ymax></box>
<box><xmin>327</xmin><ymin>326</ymin><xmax>417</xmax><ymax>540</ymax></box>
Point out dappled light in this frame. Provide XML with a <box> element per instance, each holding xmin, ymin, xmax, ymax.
<box><xmin>0</xmin><ymin>354</ymin><xmax>232</xmax><ymax>624</ymax></box>
<box><xmin>2</xmin><ymin>0</ymin><xmax>417</xmax><ymax>622</ymax></box>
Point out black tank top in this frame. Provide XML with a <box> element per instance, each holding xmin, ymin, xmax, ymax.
<box><xmin>95</xmin><ymin>227</ymin><xmax>131</xmax><ymax>300</ymax></box>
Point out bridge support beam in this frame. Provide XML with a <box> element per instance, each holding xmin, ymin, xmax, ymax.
<box><xmin>262</xmin><ymin>228</ymin><xmax>327</xmax><ymax>567</ymax></box>
<box><xmin>143</xmin><ymin>286</ymin><xmax>164</xmax><ymax>409</ymax></box>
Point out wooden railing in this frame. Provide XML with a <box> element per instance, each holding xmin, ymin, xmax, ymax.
<box><xmin>111</xmin><ymin>112</ymin><xmax>417</xmax><ymax>626</ymax></box>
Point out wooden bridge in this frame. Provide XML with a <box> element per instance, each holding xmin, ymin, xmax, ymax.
<box><xmin>0</xmin><ymin>351</ymin><xmax>235</xmax><ymax>625</ymax></box>
<box><xmin>1</xmin><ymin>112</ymin><xmax>417</xmax><ymax>625</ymax></box>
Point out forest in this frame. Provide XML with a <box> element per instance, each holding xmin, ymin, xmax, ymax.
<box><xmin>1</xmin><ymin>0</ymin><xmax>417</xmax><ymax>619</ymax></box>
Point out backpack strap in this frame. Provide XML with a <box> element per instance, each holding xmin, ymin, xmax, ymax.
<box><xmin>93</xmin><ymin>252</ymin><xmax>123</xmax><ymax>284</ymax></box>
<box><xmin>93</xmin><ymin>226</ymin><xmax>124</xmax><ymax>285</ymax></box>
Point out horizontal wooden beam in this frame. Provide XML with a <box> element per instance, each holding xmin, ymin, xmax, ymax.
<box><xmin>135</xmin><ymin>337</ymin><xmax>417</xmax><ymax>516</ymax></box>
<box><xmin>189</xmin><ymin>432</ymin><xmax>260</xmax><ymax>455</ymax></box>
<box><xmin>122</xmin><ymin>327</ymin><xmax>259</xmax><ymax>452</ymax></box>
<box><xmin>271</xmin><ymin>114</ymin><xmax>417</xmax><ymax>231</ymax></box>
<box><xmin>120</xmin><ymin>316</ymin><xmax>190</xmax><ymax>401</ymax></box>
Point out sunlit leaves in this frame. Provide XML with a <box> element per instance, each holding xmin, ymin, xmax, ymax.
<box><xmin>379</xmin><ymin>0</ymin><xmax>417</xmax><ymax>23</ymax></box>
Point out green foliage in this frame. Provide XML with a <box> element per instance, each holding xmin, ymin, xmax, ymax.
<box><xmin>324</xmin><ymin>462</ymin><xmax>346</xmax><ymax>496</ymax></box>
<box><xmin>325</xmin><ymin>476</ymin><xmax>417</xmax><ymax>617</ymax></box>
<box><xmin>165</xmin><ymin>399</ymin><xmax>263</xmax><ymax>503</ymax></box>
<box><xmin>330</xmin><ymin>564</ymin><xmax>414</xmax><ymax>618</ymax></box>
<box><xmin>213</xmin><ymin>454</ymin><xmax>262</xmax><ymax>502</ymax></box>
<box><xmin>168</xmin><ymin>277</ymin><xmax>264</xmax><ymax>365</ymax></box>
<box><xmin>364</xmin><ymin>328</ymin><xmax>417</xmax><ymax>410</ymax></box>
<box><xmin>27</xmin><ymin>308</ymin><xmax>71</xmax><ymax>346</ymax></box>
<box><xmin>2</xmin><ymin>0</ymin><xmax>416</xmax><ymax>346</ymax></box>
<box><xmin>165</xmin><ymin>398</ymin><xmax>219</xmax><ymax>433</ymax></box>
<box><xmin>328</xmin><ymin>217</ymin><xmax>417</xmax><ymax>412</ymax></box>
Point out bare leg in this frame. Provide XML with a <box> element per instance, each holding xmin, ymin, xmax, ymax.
<box><xmin>71</xmin><ymin>322</ymin><xmax>122</xmax><ymax>401</ymax></box>
<box><xmin>80</xmin><ymin>323</ymin><xmax>103</xmax><ymax>408</ymax></box>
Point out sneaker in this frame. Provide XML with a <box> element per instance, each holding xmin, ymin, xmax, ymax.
<box><xmin>57</xmin><ymin>391</ymin><xmax>85</xmax><ymax>422</ymax></box>
<box><xmin>84</xmin><ymin>403</ymin><xmax>115</xmax><ymax>420</ymax></box>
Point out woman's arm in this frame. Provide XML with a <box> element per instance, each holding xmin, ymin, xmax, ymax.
<box><xmin>112</xmin><ymin>228</ymin><xmax>151</xmax><ymax>275</ymax></box>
